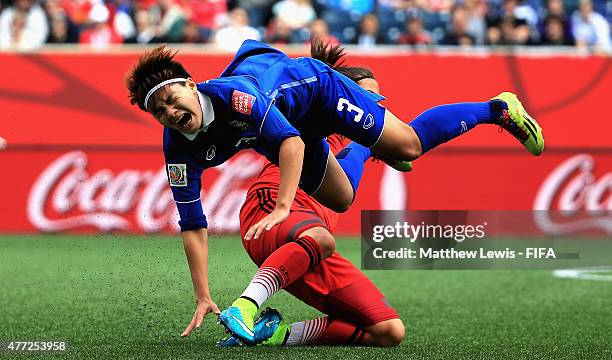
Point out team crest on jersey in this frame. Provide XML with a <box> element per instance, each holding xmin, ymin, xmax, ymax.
<box><xmin>232</xmin><ymin>90</ymin><xmax>256</xmax><ymax>115</ymax></box>
<box><xmin>229</xmin><ymin>119</ymin><xmax>250</xmax><ymax>130</ymax></box>
<box><xmin>206</xmin><ymin>145</ymin><xmax>216</xmax><ymax>160</ymax></box>
<box><xmin>363</xmin><ymin>114</ymin><xmax>374</xmax><ymax>130</ymax></box>
<box><xmin>167</xmin><ymin>164</ymin><xmax>187</xmax><ymax>187</ymax></box>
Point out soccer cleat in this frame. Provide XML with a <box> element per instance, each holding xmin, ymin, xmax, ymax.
<box><xmin>372</xmin><ymin>153</ymin><xmax>413</xmax><ymax>172</ymax></box>
<box><xmin>217</xmin><ymin>308</ymin><xmax>286</xmax><ymax>347</ymax></box>
<box><xmin>252</xmin><ymin>308</ymin><xmax>283</xmax><ymax>344</ymax></box>
<box><xmin>261</xmin><ymin>322</ymin><xmax>291</xmax><ymax>346</ymax></box>
<box><xmin>218</xmin><ymin>298</ymin><xmax>258</xmax><ymax>345</ymax></box>
<box><xmin>216</xmin><ymin>336</ymin><xmax>243</xmax><ymax>347</ymax></box>
<box><xmin>491</xmin><ymin>92</ymin><xmax>544</xmax><ymax>156</ymax></box>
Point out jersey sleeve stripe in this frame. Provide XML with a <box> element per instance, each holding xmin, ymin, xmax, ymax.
<box><xmin>175</xmin><ymin>197</ymin><xmax>201</xmax><ymax>204</ymax></box>
<box><xmin>278</xmin><ymin>76</ymin><xmax>318</xmax><ymax>90</ymax></box>
<box><xmin>259</xmin><ymin>76</ymin><xmax>317</xmax><ymax>135</ymax></box>
<box><xmin>258</xmin><ymin>98</ymin><xmax>276</xmax><ymax>135</ymax></box>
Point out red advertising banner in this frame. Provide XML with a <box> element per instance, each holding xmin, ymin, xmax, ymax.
<box><xmin>0</xmin><ymin>50</ymin><xmax>610</xmax><ymax>235</ymax></box>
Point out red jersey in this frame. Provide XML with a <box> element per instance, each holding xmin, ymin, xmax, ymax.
<box><xmin>239</xmin><ymin>134</ymin><xmax>399</xmax><ymax>325</ymax></box>
<box><xmin>244</xmin><ymin>135</ymin><xmax>349</xmax><ymax>232</ymax></box>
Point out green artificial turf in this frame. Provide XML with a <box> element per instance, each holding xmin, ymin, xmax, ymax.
<box><xmin>0</xmin><ymin>235</ymin><xmax>611</xmax><ymax>359</ymax></box>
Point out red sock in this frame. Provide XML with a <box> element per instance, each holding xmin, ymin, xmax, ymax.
<box><xmin>286</xmin><ymin>317</ymin><xmax>364</xmax><ymax>346</ymax></box>
<box><xmin>240</xmin><ymin>235</ymin><xmax>322</xmax><ymax>307</ymax></box>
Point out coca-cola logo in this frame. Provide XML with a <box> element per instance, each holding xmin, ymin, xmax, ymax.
<box><xmin>533</xmin><ymin>154</ymin><xmax>612</xmax><ymax>235</ymax></box>
<box><xmin>27</xmin><ymin>151</ymin><xmax>263</xmax><ymax>233</ymax></box>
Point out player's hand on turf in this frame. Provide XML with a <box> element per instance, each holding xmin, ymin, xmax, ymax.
<box><xmin>180</xmin><ymin>298</ymin><xmax>220</xmax><ymax>338</ymax></box>
<box><xmin>244</xmin><ymin>206</ymin><xmax>290</xmax><ymax>240</ymax></box>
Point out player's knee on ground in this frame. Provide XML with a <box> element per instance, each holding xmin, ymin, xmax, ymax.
<box><xmin>365</xmin><ymin>319</ymin><xmax>405</xmax><ymax>347</ymax></box>
<box><xmin>300</xmin><ymin>227</ymin><xmax>336</xmax><ymax>259</ymax></box>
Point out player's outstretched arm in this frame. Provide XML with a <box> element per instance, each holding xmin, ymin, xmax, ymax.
<box><xmin>180</xmin><ymin>228</ymin><xmax>220</xmax><ymax>337</ymax></box>
<box><xmin>245</xmin><ymin>136</ymin><xmax>304</xmax><ymax>240</ymax></box>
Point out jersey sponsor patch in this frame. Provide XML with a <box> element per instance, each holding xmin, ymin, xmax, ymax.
<box><xmin>167</xmin><ymin>164</ymin><xmax>187</xmax><ymax>187</ymax></box>
<box><xmin>232</xmin><ymin>90</ymin><xmax>256</xmax><ymax>115</ymax></box>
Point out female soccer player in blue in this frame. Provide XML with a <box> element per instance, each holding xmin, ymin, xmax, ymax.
<box><xmin>125</xmin><ymin>39</ymin><xmax>544</xmax><ymax>339</ymax></box>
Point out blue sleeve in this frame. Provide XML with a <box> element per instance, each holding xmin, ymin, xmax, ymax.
<box><xmin>163</xmin><ymin>131</ymin><xmax>208</xmax><ymax>232</ymax></box>
<box><xmin>228</xmin><ymin>80</ymin><xmax>300</xmax><ymax>147</ymax></box>
<box><xmin>258</xmin><ymin>99</ymin><xmax>301</xmax><ymax>146</ymax></box>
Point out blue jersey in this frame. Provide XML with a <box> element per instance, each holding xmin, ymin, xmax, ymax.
<box><xmin>220</xmin><ymin>40</ymin><xmax>385</xmax><ymax>142</ymax></box>
<box><xmin>164</xmin><ymin>40</ymin><xmax>386</xmax><ymax>232</ymax></box>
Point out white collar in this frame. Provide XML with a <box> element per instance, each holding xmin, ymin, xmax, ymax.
<box><xmin>181</xmin><ymin>91</ymin><xmax>215</xmax><ymax>141</ymax></box>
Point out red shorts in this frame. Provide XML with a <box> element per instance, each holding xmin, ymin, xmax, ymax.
<box><xmin>240</xmin><ymin>188</ymin><xmax>399</xmax><ymax>327</ymax></box>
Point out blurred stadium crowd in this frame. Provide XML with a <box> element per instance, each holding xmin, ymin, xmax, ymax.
<box><xmin>0</xmin><ymin>0</ymin><xmax>610</xmax><ymax>52</ymax></box>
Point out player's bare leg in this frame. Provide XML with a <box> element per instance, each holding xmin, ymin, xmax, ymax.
<box><xmin>311</xmin><ymin>140</ymin><xmax>413</xmax><ymax>213</ymax></box>
<box><xmin>310</xmin><ymin>153</ymin><xmax>356</xmax><ymax>213</ymax></box>
<box><xmin>372</xmin><ymin>110</ymin><xmax>423</xmax><ymax>161</ymax></box>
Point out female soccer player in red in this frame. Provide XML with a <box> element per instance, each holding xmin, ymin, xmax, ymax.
<box><xmin>215</xmin><ymin>41</ymin><xmax>404</xmax><ymax>347</ymax></box>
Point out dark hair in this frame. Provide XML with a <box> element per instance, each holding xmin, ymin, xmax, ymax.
<box><xmin>310</xmin><ymin>36</ymin><xmax>375</xmax><ymax>82</ymax></box>
<box><xmin>544</xmin><ymin>14</ymin><xmax>564</xmax><ymax>26</ymax></box>
<box><xmin>125</xmin><ymin>45</ymin><xmax>191</xmax><ymax>111</ymax></box>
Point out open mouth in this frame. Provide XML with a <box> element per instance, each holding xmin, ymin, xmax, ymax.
<box><xmin>176</xmin><ymin>113</ymin><xmax>192</xmax><ymax>128</ymax></box>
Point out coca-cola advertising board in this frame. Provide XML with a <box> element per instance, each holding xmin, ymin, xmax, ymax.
<box><xmin>0</xmin><ymin>51</ymin><xmax>610</xmax><ymax>235</ymax></box>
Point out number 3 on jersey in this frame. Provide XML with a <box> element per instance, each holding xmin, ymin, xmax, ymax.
<box><xmin>337</xmin><ymin>98</ymin><xmax>364</xmax><ymax>123</ymax></box>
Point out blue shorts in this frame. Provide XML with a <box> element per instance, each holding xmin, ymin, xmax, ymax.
<box><xmin>293</xmin><ymin>60</ymin><xmax>387</xmax><ymax>195</ymax></box>
<box><xmin>319</xmin><ymin>71</ymin><xmax>386</xmax><ymax>147</ymax></box>
<box><xmin>295</xmin><ymin>58</ymin><xmax>387</xmax><ymax>148</ymax></box>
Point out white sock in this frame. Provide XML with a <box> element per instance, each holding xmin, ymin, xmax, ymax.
<box><xmin>239</xmin><ymin>266</ymin><xmax>283</xmax><ymax>307</ymax></box>
<box><xmin>286</xmin><ymin>317</ymin><xmax>327</xmax><ymax>345</ymax></box>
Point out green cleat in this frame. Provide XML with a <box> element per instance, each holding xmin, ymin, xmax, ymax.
<box><xmin>217</xmin><ymin>308</ymin><xmax>289</xmax><ymax>347</ymax></box>
<box><xmin>373</xmin><ymin>153</ymin><xmax>413</xmax><ymax>172</ymax></box>
<box><xmin>491</xmin><ymin>92</ymin><xmax>544</xmax><ymax>156</ymax></box>
<box><xmin>218</xmin><ymin>298</ymin><xmax>258</xmax><ymax>345</ymax></box>
<box><xmin>261</xmin><ymin>322</ymin><xmax>291</xmax><ymax>346</ymax></box>
<box><xmin>385</xmin><ymin>159</ymin><xmax>413</xmax><ymax>172</ymax></box>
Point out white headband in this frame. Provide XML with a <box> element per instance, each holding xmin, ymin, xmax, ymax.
<box><xmin>143</xmin><ymin>77</ymin><xmax>187</xmax><ymax>110</ymax></box>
